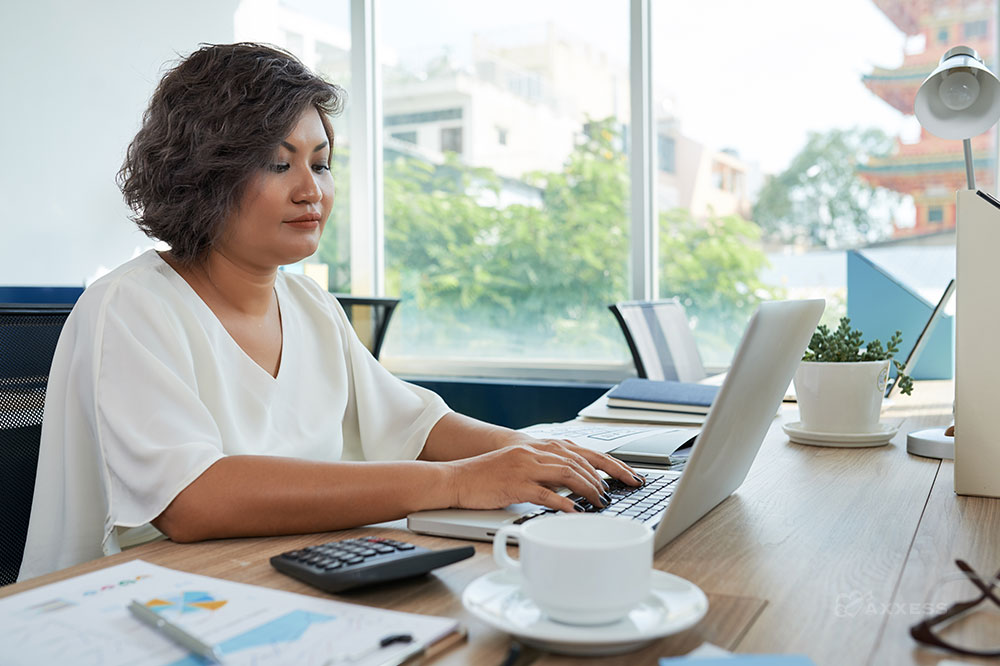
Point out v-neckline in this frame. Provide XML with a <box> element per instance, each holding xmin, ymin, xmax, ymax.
<box><xmin>154</xmin><ymin>251</ymin><xmax>287</xmax><ymax>382</ymax></box>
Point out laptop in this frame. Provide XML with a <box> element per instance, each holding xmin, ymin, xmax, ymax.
<box><xmin>408</xmin><ymin>299</ymin><xmax>825</xmax><ymax>552</ymax></box>
<box><xmin>884</xmin><ymin>278</ymin><xmax>955</xmax><ymax>399</ymax></box>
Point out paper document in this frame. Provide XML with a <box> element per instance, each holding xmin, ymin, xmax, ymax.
<box><xmin>578</xmin><ymin>391</ymin><xmax>707</xmax><ymax>426</ymax></box>
<box><xmin>521</xmin><ymin>421</ymin><xmax>693</xmax><ymax>454</ymax></box>
<box><xmin>1</xmin><ymin>559</ymin><xmax>459</xmax><ymax>666</ymax></box>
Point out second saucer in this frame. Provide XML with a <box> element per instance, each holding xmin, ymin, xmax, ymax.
<box><xmin>782</xmin><ymin>421</ymin><xmax>899</xmax><ymax>447</ymax></box>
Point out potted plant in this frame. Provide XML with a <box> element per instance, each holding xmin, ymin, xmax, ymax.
<box><xmin>792</xmin><ymin>317</ymin><xmax>912</xmax><ymax>438</ymax></box>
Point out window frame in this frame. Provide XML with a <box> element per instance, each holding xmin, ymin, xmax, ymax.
<box><xmin>345</xmin><ymin>0</ymin><xmax>659</xmax><ymax>378</ymax></box>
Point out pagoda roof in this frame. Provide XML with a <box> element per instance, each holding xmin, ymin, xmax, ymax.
<box><xmin>859</xmin><ymin>154</ymin><xmax>995</xmax><ymax>193</ymax></box>
<box><xmin>872</xmin><ymin>0</ymin><xmax>936</xmax><ymax>35</ymax></box>
<box><xmin>859</xmin><ymin>155</ymin><xmax>995</xmax><ymax>174</ymax></box>
<box><xmin>862</xmin><ymin>63</ymin><xmax>933</xmax><ymax>113</ymax></box>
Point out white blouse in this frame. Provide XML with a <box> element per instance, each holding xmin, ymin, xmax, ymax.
<box><xmin>18</xmin><ymin>250</ymin><xmax>450</xmax><ymax>580</ymax></box>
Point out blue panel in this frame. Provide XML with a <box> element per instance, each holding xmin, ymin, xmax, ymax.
<box><xmin>0</xmin><ymin>286</ymin><xmax>84</xmax><ymax>304</ymax></box>
<box><xmin>846</xmin><ymin>251</ymin><xmax>953</xmax><ymax>380</ymax></box>
<box><xmin>407</xmin><ymin>377</ymin><xmax>612</xmax><ymax>429</ymax></box>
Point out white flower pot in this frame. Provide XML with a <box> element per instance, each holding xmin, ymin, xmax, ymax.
<box><xmin>793</xmin><ymin>360</ymin><xmax>890</xmax><ymax>434</ymax></box>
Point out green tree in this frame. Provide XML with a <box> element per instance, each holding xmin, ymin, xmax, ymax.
<box><xmin>325</xmin><ymin>118</ymin><xmax>781</xmax><ymax>359</ymax></box>
<box><xmin>382</xmin><ymin>119</ymin><xmax>630</xmax><ymax>354</ymax></box>
<box><xmin>752</xmin><ymin>127</ymin><xmax>901</xmax><ymax>248</ymax></box>
<box><xmin>660</xmin><ymin>207</ymin><xmax>783</xmax><ymax>362</ymax></box>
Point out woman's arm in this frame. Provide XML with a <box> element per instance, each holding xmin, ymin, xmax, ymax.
<box><xmin>154</xmin><ymin>413</ymin><xmax>642</xmax><ymax>543</ymax></box>
<box><xmin>153</xmin><ymin>456</ymin><xmax>453</xmax><ymax>543</ymax></box>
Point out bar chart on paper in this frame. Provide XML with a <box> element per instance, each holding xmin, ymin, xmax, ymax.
<box><xmin>2</xmin><ymin>560</ymin><xmax>458</xmax><ymax>665</ymax></box>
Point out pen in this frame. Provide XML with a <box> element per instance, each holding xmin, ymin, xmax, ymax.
<box><xmin>128</xmin><ymin>600</ymin><xmax>224</xmax><ymax>664</ymax></box>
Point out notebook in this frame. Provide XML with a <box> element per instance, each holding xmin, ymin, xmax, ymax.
<box><xmin>606</xmin><ymin>378</ymin><xmax>719</xmax><ymax>414</ymax></box>
<box><xmin>407</xmin><ymin>299</ymin><xmax>824</xmax><ymax>551</ymax></box>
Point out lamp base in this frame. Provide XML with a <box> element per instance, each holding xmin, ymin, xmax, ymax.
<box><xmin>906</xmin><ymin>427</ymin><xmax>954</xmax><ymax>460</ymax></box>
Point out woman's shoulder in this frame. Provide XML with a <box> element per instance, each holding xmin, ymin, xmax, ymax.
<box><xmin>74</xmin><ymin>250</ymin><xmax>192</xmax><ymax>325</ymax></box>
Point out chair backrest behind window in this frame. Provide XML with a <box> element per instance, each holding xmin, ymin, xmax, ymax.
<box><xmin>333</xmin><ymin>295</ymin><xmax>400</xmax><ymax>360</ymax></box>
<box><xmin>0</xmin><ymin>304</ymin><xmax>72</xmax><ymax>586</ymax></box>
<box><xmin>609</xmin><ymin>299</ymin><xmax>707</xmax><ymax>382</ymax></box>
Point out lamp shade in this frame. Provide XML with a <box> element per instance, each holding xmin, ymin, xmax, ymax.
<box><xmin>914</xmin><ymin>46</ymin><xmax>1000</xmax><ymax>140</ymax></box>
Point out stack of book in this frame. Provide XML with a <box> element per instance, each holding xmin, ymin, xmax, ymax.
<box><xmin>578</xmin><ymin>378</ymin><xmax>720</xmax><ymax>425</ymax></box>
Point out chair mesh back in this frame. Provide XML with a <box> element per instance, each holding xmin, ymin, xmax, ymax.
<box><xmin>0</xmin><ymin>306</ymin><xmax>71</xmax><ymax>585</ymax></box>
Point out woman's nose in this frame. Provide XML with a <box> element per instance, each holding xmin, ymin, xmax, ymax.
<box><xmin>293</xmin><ymin>171</ymin><xmax>322</xmax><ymax>204</ymax></box>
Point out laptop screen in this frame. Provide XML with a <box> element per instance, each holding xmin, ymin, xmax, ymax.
<box><xmin>885</xmin><ymin>278</ymin><xmax>955</xmax><ymax>399</ymax></box>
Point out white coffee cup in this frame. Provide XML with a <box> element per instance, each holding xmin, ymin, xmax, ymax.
<box><xmin>492</xmin><ymin>514</ymin><xmax>654</xmax><ymax>625</ymax></box>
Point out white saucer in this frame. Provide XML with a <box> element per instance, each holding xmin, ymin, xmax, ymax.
<box><xmin>461</xmin><ymin>569</ymin><xmax>708</xmax><ymax>656</ymax></box>
<box><xmin>782</xmin><ymin>421</ymin><xmax>899</xmax><ymax>447</ymax></box>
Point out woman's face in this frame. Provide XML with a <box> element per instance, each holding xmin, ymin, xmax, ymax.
<box><xmin>216</xmin><ymin>107</ymin><xmax>334</xmax><ymax>270</ymax></box>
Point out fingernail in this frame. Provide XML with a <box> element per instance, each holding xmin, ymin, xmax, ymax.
<box><xmin>601</xmin><ymin>479</ymin><xmax>610</xmax><ymax>491</ymax></box>
<box><xmin>633</xmin><ymin>474</ymin><xmax>645</xmax><ymax>485</ymax></box>
<box><xmin>600</xmin><ymin>493</ymin><xmax>611</xmax><ymax>507</ymax></box>
<box><xmin>573</xmin><ymin>501</ymin><xmax>586</xmax><ymax>512</ymax></box>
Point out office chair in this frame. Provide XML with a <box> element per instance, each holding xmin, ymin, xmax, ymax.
<box><xmin>0</xmin><ymin>304</ymin><xmax>72</xmax><ymax>586</ymax></box>
<box><xmin>608</xmin><ymin>299</ymin><xmax>708</xmax><ymax>382</ymax></box>
<box><xmin>333</xmin><ymin>295</ymin><xmax>400</xmax><ymax>360</ymax></box>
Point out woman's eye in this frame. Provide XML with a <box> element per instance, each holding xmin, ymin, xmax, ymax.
<box><xmin>312</xmin><ymin>164</ymin><xmax>331</xmax><ymax>173</ymax></box>
<box><xmin>268</xmin><ymin>163</ymin><xmax>290</xmax><ymax>173</ymax></box>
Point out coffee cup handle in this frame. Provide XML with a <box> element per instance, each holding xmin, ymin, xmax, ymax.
<box><xmin>492</xmin><ymin>524</ymin><xmax>522</xmax><ymax>574</ymax></box>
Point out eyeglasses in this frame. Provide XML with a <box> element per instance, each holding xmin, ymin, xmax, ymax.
<box><xmin>910</xmin><ymin>559</ymin><xmax>1000</xmax><ymax>657</ymax></box>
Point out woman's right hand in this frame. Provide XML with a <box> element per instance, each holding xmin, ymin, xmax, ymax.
<box><xmin>444</xmin><ymin>436</ymin><xmax>642</xmax><ymax>513</ymax></box>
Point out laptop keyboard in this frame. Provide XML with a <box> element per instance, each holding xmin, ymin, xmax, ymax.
<box><xmin>513</xmin><ymin>472</ymin><xmax>678</xmax><ymax>526</ymax></box>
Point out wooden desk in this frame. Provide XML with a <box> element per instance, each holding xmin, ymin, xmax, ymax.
<box><xmin>5</xmin><ymin>381</ymin><xmax>998</xmax><ymax>664</ymax></box>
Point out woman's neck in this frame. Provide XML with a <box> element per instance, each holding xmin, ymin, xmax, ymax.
<box><xmin>162</xmin><ymin>250</ymin><xmax>278</xmax><ymax>317</ymax></box>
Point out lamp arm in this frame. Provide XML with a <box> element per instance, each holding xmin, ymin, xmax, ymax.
<box><xmin>963</xmin><ymin>138</ymin><xmax>976</xmax><ymax>190</ymax></box>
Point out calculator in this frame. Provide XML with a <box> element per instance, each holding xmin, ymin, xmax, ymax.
<box><xmin>270</xmin><ymin>536</ymin><xmax>475</xmax><ymax>593</ymax></box>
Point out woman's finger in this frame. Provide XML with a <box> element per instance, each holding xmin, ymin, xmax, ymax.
<box><xmin>536</xmin><ymin>439</ymin><xmax>607</xmax><ymax>489</ymax></box>
<box><xmin>535</xmin><ymin>461</ymin><xmax>610</xmax><ymax>510</ymax></box>
<box><xmin>566</xmin><ymin>443</ymin><xmax>646</xmax><ymax>487</ymax></box>
<box><xmin>528</xmin><ymin>486</ymin><xmax>585</xmax><ymax>513</ymax></box>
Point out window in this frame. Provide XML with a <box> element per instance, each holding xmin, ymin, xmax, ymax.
<box><xmin>381</xmin><ymin>1</ymin><xmax>630</xmax><ymax>366</ymax></box>
<box><xmin>7</xmin><ymin>0</ymin><xmax>984</xmax><ymax>380</ymax></box>
<box><xmin>653</xmin><ymin>0</ymin><xmax>972</xmax><ymax>367</ymax></box>
<box><xmin>391</xmin><ymin>131</ymin><xmax>418</xmax><ymax>144</ymax></box>
<box><xmin>439</xmin><ymin>127</ymin><xmax>463</xmax><ymax>154</ymax></box>
<box><xmin>657</xmin><ymin>135</ymin><xmax>676</xmax><ymax>173</ymax></box>
<box><xmin>965</xmin><ymin>20</ymin><xmax>988</xmax><ymax>40</ymax></box>
<box><xmin>385</xmin><ymin>108</ymin><xmax>463</xmax><ymax>126</ymax></box>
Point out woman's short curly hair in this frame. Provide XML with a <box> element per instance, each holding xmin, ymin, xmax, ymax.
<box><xmin>118</xmin><ymin>42</ymin><xmax>345</xmax><ymax>265</ymax></box>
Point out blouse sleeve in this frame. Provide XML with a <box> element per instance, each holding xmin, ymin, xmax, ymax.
<box><xmin>19</xmin><ymin>275</ymin><xmax>226</xmax><ymax>581</ymax></box>
<box><xmin>323</xmin><ymin>292</ymin><xmax>451</xmax><ymax>463</ymax></box>
<box><xmin>93</xmin><ymin>279</ymin><xmax>225</xmax><ymax>529</ymax></box>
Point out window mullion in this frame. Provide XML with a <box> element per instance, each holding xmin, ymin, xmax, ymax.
<box><xmin>349</xmin><ymin>0</ymin><xmax>385</xmax><ymax>296</ymax></box>
<box><xmin>629</xmin><ymin>0</ymin><xmax>657</xmax><ymax>301</ymax></box>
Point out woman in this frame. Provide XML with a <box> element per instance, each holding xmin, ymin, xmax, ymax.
<box><xmin>18</xmin><ymin>43</ymin><xmax>640</xmax><ymax>580</ymax></box>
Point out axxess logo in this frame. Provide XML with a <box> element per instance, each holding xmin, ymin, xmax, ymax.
<box><xmin>834</xmin><ymin>590</ymin><xmax>947</xmax><ymax>617</ymax></box>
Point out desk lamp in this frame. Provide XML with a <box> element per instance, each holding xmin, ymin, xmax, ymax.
<box><xmin>912</xmin><ymin>45</ymin><xmax>1000</xmax><ymax>497</ymax></box>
